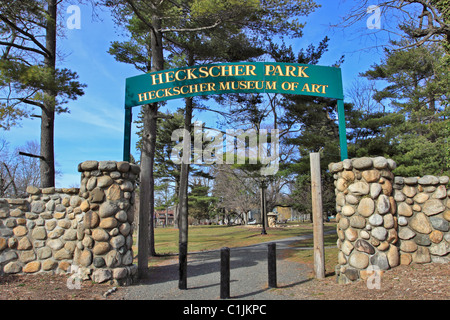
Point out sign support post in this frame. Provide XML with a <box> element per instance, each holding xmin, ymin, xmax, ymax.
<box><xmin>337</xmin><ymin>99</ymin><xmax>348</xmax><ymax>161</ymax></box>
<box><xmin>123</xmin><ymin>107</ymin><xmax>132</xmax><ymax>162</ymax></box>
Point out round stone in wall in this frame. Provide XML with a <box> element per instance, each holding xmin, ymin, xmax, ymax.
<box><xmin>372</xmin><ymin>227</ymin><xmax>387</xmax><ymax>241</ymax></box>
<box><xmin>357</xmin><ymin>198</ymin><xmax>375</xmax><ymax>217</ymax></box>
<box><xmin>99</xmin><ymin>202</ymin><xmax>118</xmax><ymax>218</ymax></box>
<box><xmin>429</xmin><ymin>217</ymin><xmax>449</xmax><ymax>232</ymax></box>
<box><xmin>373</xmin><ymin>157</ymin><xmax>388</xmax><ymax>169</ymax></box>
<box><xmin>409</xmin><ymin>212</ymin><xmax>432</xmax><ymax>234</ymax></box>
<box><xmin>370</xmin><ymin>183</ymin><xmax>382</xmax><ymax>199</ymax></box>
<box><xmin>349</xmin><ymin>252</ymin><xmax>369</xmax><ymax>269</ymax></box>
<box><xmin>341</xmin><ymin>205</ymin><xmax>355</xmax><ymax>216</ymax></box>
<box><xmin>400</xmin><ymin>240</ymin><xmax>418</xmax><ymax>253</ymax></box>
<box><xmin>422</xmin><ymin>199</ymin><xmax>445</xmax><ymax>216</ymax></box>
<box><xmin>80</xmin><ymin>160</ymin><xmax>98</xmax><ymax>171</ymax></box>
<box><xmin>98</xmin><ymin>161</ymin><xmax>117</xmax><ymax>171</ymax></box>
<box><xmin>370</xmin><ymin>252</ymin><xmax>390</xmax><ymax>270</ymax></box>
<box><xmin>398</xmin><ymin>202</ymin><xmax>413</xmax><ymax>217</ymax></box>
<box><xmin>376</xmin><ymin>195</ymin><xmax>390</xmax><ymax>214</ymax></box>
<box><xmin>355</xmin><ymin>239</ymin><xmax>375</xmax><ymax>254</ymax></box>
<box><xmin>348</xmin><ymin>182</ymin><xmax>370</xmax><ymax>196</ymax></box>
<box><xmin>398</xmin><ymin>227</ymin><xmax>415</xmax><ymax>240</ymax></box>
<box><xmin>369</xmin><ymin>214</ymin><xmax>383</xmax><ymax>226</ymax></box>
<box><xmin>352</xmin><ymin>157</ymin><xmax>373</xmax><ymax>170</ymax></box>
<box><xmin>418</xmin><ymin>175</ymin><xmax>439</xmax><ymax>185</ymax></box>
<box><xmin>350</xmin><ymin>215</ymin><xmax>366</xmax><ymax>229</ymax></box>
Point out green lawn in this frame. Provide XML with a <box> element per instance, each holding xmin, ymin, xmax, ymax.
<box><xmin>146</xmin><ymin>222</ymin><xmax>337</xmax><ymax>255</ymax></box>
<box><xmin>138</xmin><ymin>223</ymin><xmax>339</xmax><ymax>269</ymax></box>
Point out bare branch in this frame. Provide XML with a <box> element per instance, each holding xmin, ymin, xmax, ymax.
<box><xmin>333</xmin><ymin>0</ymin><xmax>449</xmax><ymax>51</ymax></box>
<box><xmin>1</xmin><ymin>162</ymin><xmax>19</xmax><ymax>197</ymax></box>
<box><xmin>0</xmin><ymin>13</ymin><xmax>51</xmax><ymax>58</ymax></box>
<box><xmin>160</xmin><ymin>19</ymin><xmax>222</xmax><ymax>33</ymax></box>
<box><xmin>16</xmin><ymin>98</ymin><xmax>45</xmax><ymax>109</ymax></box>
<box><xmin>0</xmin><ymin>40</ymin><xmax>48</xmax><ymax>57</ymax></box>
<box><xmin>18</xmin><ymin>151</ymin><xmax>45</xmax><ymax>160</ymax></box>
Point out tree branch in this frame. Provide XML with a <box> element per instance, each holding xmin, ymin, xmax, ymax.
<box><xmin>1</xmin><ymin>162</ymin><xmax>19</xmax><ymax>197</ymax></box>
<box><xmin>16</xmin><ymin>98</ymin><xmax>45</xmax><ymax>109</ymax></box>
<box><xmin>0</xmin><ymin>40</ymin><xmax>48</xmax><ymax>57</ymax></box>
<box><xmin>0</xmin><ymin>13</ymin><xmax>51</xmax><ymax>58</ymax></box>
<box><xmin>124</xmin><ymin>0</ymin><xmax>156</xmax><ymax>33</ymax></box>
<box><xmin>18</xmin><ymin>151</ymin><xmax>45</xmax><ymax>160</ymax></box>
<box><xmin>160</xmin><ymin>19</ymin><xmax>222</xmax><ymax>33</ymax></box>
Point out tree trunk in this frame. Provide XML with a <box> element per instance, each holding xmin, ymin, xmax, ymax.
<box><xmin>148</xmin><ymin>15</ymin><xmax>164</xmax><ymax>257</ymax></box>
<box><xmin>137</xmin><ymin>15</ymin><xmax>164</xmax><ymax>277</ymax></box>
<box><xmin>178</xmin><ymin>51</ymin><xmax>195</xmax><ymax>289</ymax></box>
<box><xmin>178</xmin><ymin>95</ymin><xmax>193</xmax><ymax>289</ymax></box>
<box><xmin>137</xmin><ymin>104</ymin><xmax>152</xmax><ymax>276</ymax></box>
<box><xmin>138</xmin><ymin>102</ymin><xmax>158</xmax><ymax>267</ymax></box>
<box><xmin>41</xmin><ymin>0</ymin><xmax>57</xmax><ymax>188</ymax></box>
<box><xmin>173</xmin><ymin>201</ymin><xmax>179</xmax><ymax>228</ymax></box>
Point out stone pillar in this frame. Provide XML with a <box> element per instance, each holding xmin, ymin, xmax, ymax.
<box><xmin>330</xmin><ymin>157</ymin><xmax>399</xmax><ymax>283</ymax></box>
<box><xmin>267</xmin><ymin>213</ymin><xmax>277</xmax><ymax>227</ymax></box>
<box><xmin>76</xmin><ymin>160</ymin><xmax>140</xmax><ymax>285</ymax></box>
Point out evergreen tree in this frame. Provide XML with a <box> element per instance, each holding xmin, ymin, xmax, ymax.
<box><xmin>362</xmin><ymin>43</ymin><xmax>449</xmax><ymax>176</ymax></box>
<box><xmin>0</xmin><ymin>1</ymin><xmax>86</xmax><ymax>187</ymax></box>
<box><xmin>188</xmin><ymin>180</ymin><xmax>216</xmax><ymax>223</ymax></box>
<box><xmin>106</xmin><ymin>0</ymin><xmax>319</xmax><ymax>276</ymax></box>
<box><xmin>261</xmin><ymin>39</ymin><xmax>347</xmax><ymax>218</ymax></box>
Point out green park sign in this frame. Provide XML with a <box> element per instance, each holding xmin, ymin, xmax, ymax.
<box><xmin>123</xmin><ymin>62</ymin><xmax>348</xmax><ymax>161</ymax></box>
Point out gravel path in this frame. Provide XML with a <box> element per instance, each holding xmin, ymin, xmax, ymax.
<box><xmin>124</xmin><ymin>233</ymin><xmax>330</xmax><ymax>300</ymax></box>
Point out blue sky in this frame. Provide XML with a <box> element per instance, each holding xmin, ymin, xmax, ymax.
<box><xmin>2</xmin><ymin>0</ymin><xmax>394</xmax><ymax>187</ymax></box>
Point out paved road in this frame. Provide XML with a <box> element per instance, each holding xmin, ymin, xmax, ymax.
<box><xmin>124</xmin><ymin>232</ymin><xmax>335</xmax><ymax>300</ymax></box>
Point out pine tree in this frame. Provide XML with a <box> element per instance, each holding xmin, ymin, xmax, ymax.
<box><xmin>362</xmin><ymin>43</ymin><xmax>449</xmax><ymax>176</ymax></box>
<box><xmin>105</xmin><ymin>0</ymin><xmax>319</xmax><ymax>277</ymax></box>
<box><xmin>0</xmin><ymin>1</ymin><xmax>86</xmax><ymax>187</ymax></box>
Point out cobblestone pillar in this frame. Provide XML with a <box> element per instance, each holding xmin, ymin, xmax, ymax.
<box><xmin>330</xmin><ymin>157</ymin><xmax>399</xmax><ymax>283</ymax></box>
<box><xmin>77</xmin><ymin>160</ymin><xmax>140</xmax><ymax>285</ymax></box>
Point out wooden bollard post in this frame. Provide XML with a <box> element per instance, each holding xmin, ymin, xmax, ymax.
<box><xmin>220</xmin><ymin>247</ymin><xmax>230</xmax><ymax>299</ymax></box>
<box><xmin>268</xmin><ymin>243</ymin><xmax>277</xmax><ymax>288</ymax></box>
<box><xmin>310</xmin><ymin>152</ymin><xmax>325</xmax><ymax>279</ymax></box>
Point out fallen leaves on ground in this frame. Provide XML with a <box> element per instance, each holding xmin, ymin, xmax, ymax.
<box><xmin>0</xmin><ymin>262</ymin><xmax>448</xmax><ymax>300</ymax></box>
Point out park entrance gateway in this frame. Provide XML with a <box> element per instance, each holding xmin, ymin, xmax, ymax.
<box><xmin>123</xmin><ymin>61</ymin><xmax>348</xmax><ymax>285</ymax></box>
<box><xmin>123</xmin><ymin>61</ymin><xmax>348</xmax><ymax>161</ymax></box>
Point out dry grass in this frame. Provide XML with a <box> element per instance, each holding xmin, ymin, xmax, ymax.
<box><xmin>0</xmin><ymin>273</ymin><xmax>124</xmax><ymax>300</ymax></box>
<box><xmin>1</xmin><ymin>224</ymin><xmax>448</xmax><ymax>300</ymax></box>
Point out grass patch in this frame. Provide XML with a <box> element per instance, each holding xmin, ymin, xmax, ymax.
<box><xmin>131</xmin><ymin>223</ymin><xmax>337</xmax><ymax>268</ymax></box>
<box><xmin>153</xmin><ymin>223</ymin><xmax>336</xmax><ymax>254</ymax></box>
<box><xmin>135</xmin><ymin>223</ymin><xmax>337</xmax><ymax>267</ymax></box>
<box><xmin>278</xmin><ymin>230</ymin><xmax>339</xmax><ymax>277</ymax></box>
<box><xmin>287</xmin><ymin>232</ymin><xmax>338</xmax><ymax>248</ymax></box>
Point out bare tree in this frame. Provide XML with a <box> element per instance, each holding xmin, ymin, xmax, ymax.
<box><xmin>0</xmin><ymin>139</ymin><xmax>40</xmax><ymax>198</ymax></box>
<box><xmin>346</xmin><ymin>78</ymin><xmax>385</xmax><ymax>113</ymax></box>
<box><xmin>335</xmin><ymin>0</ymin><xmax>450</xmax><ymax>50</ymax></box>
<box><xmin>15</xmin><ymin>140</ymin><xmax>40</xmax><ymax>194</ymax></box>
<box><xmin>212</xmin><ymin>164</ymin><xmax>260</xmax><ymax>222</ymax></box>
<box><xmin>0</xmin><ymin>139</ymin><xmax>18</xmax><ymax>197</ymax></box>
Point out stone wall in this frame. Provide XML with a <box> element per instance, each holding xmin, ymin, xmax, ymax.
<box><xmin>330</xmin><ymin>157</ymin><xmax>449</xmax><ymax>284</ymax></box>
<box><xmin>394</xmin><ymin>176</ymin><xmax>450</xmax><ymax>265</ymax></box>
<box><xmin>0</xmin><ymin>160</ymin><xmax>139</xmax><ymax>286</ymax></box>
